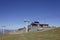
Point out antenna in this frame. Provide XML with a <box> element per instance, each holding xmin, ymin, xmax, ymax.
<box><xmin>33</xmin><ymin>16</ymin><xmax>39</xmax><ymax>22</ymax></box>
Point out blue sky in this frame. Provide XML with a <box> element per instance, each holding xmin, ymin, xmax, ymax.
<box><xmin>0</xmin><ymin>0</ymin><xmax>60</xmax><ymax>29</ymax></box>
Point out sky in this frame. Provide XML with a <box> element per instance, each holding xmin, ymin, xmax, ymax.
<box><xmin>0</xmin><ymin>0</ymin><xmax>60</xmax><ymax>30</ymax></box>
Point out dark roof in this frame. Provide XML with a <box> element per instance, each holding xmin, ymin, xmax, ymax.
<box><xmin>31</xmin><ymin>21</ymin><xmax>39</xmax><ymax>25</ymax></box>
<box><xmin>33</xmin><ymin>21</ymin><xmax>39</xmax><ymax>23</ymax></box>
<box><xmin>40</xmin><ymin>24</ymin><xmax>48</xmax><ymax>26</ymax></box>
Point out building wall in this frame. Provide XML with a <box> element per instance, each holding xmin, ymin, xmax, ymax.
<box><xmin>28</xmin><ymin>21</ymin><xmax>49</xmax><ymax>32</ymax></box>
<box><xmin>40</xmin><ymin>25</ymin><xmax>48</xmax><ymax>28</ymax></box>
<box><xmin>28</xmin><ymin>26</ymin><xmax>38</xmax><ymax>32</ymax></box>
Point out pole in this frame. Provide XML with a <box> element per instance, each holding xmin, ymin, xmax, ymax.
<box><xmin>26</xmin><ymin>22</ymin><xmax>28</xmax><ymax>32</ymax></box>
<box><xmin>2</xmin><ymin>26</ymin><xmax>5</xmax><ymax>40</ymax></box>
<box><xmin>24</xmin><ymin>19</ymin><xmax>30</xmax><ymax>32</ymax></box>
<box><xmin>2</xmin><ymin>26</ymin><xmax>5</xmax><ymax>34</ymax></box>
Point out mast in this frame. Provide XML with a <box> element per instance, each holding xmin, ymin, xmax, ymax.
<box><xmin>24</xmin><ymin>19</ymin><xmax>30</xmax><ymax>32</ymax></box>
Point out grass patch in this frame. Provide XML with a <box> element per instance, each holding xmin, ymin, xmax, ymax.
<box><xmin>0</xmin><ymin>28</ymin><xmax>60</xmax><ymax>40</ymax></box>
